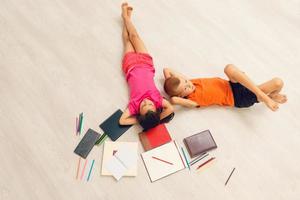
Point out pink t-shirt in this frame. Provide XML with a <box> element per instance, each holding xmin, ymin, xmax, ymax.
<box><xmin>126</xmin><ymin>66</ymin><xmax>163</xmax><ymax>115</ymax></box>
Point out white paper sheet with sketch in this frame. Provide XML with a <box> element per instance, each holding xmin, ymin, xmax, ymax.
<box><xmin>141</xmin><ymin>141</ymin><xmax>185</xmax><ymax>182</ymax></box>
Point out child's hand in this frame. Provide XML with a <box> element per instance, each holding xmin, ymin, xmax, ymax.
<box><xmin>163</xmin><ymin>68</ymin><xmax>172</xmax><ymax>79</ymax></box>
<box><xmin>171</xmin><ymin>96</ymin><xmax>199</xmax><ymax>108</ymax></box>
<box><xmin>170</xmin><ymin>97</ymin><xmax>177</xmax><ymax>104</ymax></box>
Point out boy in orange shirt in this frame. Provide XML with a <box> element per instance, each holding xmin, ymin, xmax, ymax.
<box><xmin>163</xmin><ymin>65</ymin><xmax>287</xmax><ymax>111</ymax></box>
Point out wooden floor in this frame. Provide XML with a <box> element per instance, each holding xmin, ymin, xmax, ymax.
<box><xmin>1</xmin><ymin>0</ymin><xmax>300</xmax><ymax>199</ymax></box>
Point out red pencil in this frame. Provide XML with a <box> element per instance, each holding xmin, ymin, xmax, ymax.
<box><xmin>196</xmin><ymin>157</ymin><xmax>215</xmax><ymax>170</ymax></box>
<box><xmin>80</xmin><ymin>159</ymin><xmax>88</xmax><ymax>180</ymax></box>
<box><xmin>152</xmin><ymin>156</ymin><xmax>173</xmax><ymax>165</ymax></box>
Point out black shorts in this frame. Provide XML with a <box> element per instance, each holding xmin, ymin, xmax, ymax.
<box><xmin>229</xmin><ymin>81</ymin><xmax>259</xmax><ymax>108</ymax></box>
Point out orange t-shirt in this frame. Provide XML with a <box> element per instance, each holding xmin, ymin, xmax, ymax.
<box><xmin>186</xmin><ymin>78</ymin><xmax>234</xmax><ymax>107</ymax></box>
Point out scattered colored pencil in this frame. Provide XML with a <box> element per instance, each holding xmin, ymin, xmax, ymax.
<box><xmin>87</xmin><ymin>160</ymin><xmax>95</xmax><ymax>181</ymax></box>
<box><xmin>152</xmin><ymin>156</ymin><xmax>173</xmax><ymax>165</ymax></box>
<box><xmin>76</xmin><ymin>157</ymin><xmax>81</xmax><ymax>179</ymax></box>
<box><xmin>225</xmin><ymin>167</ymin><xmax>236</xmax><ymax>186</ymax></box>
<box><xmin>95</xmin><ymin>133</ymin><xmax>108</xmax><ymax>145</ymax></box>
<box><xmin>190</xmin><ymin>153</ymin><xmax>209</xmax><ymax>166</ymax></box>
<box><xmin>76</xmin><ymin>117</ymin><xmax>79</xmax><ymax>136</ymax></box>
<box><xmin>181</xmin><ymin>147</ymin><xmax>190</xmax><ymax>170</ymax></box>
<box><xmin>98</xmin><ymin>135</ymin><xmax>108</xmax><ymax>146</ymax></box>
<box><xmin>77</xmin><ymin>114</ymin><xmax>81</xmax><ymax>133</ymax></box>
<box><xmin>80</xmin><ymin>159</ymin><xmax>88</xmax><ymax>180</ymax></box>
<box><xmin>196</xmin><ymin>157</ymin><xmax>215</xmax><ymax>170</ymax></box>
<box><xmin>80</xmin><ymin>116</ymin><xmax>83</xmax><ymax>134</ymax></box>
<box><xmin>78</xmin><ymin>113</ymin><xmax>83</xmax><ymax>135</ymax></box>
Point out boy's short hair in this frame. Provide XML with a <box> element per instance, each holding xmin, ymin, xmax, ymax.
<box><xmin>137</xmin><ymin>110</ymin><xmax>161</xmax><ymax>131</ymax></box>
<box><xmin>164</xmin><ymin>77</ymin><xmax>181</xmax><ymax>96</ymax></box>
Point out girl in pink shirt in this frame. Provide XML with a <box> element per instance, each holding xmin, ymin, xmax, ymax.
<box><xmin>119</xmin><ymin>3</ymin><xmax>174</xmax><ymax>130</ymax></box>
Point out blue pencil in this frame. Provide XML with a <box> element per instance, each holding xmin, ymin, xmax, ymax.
<box><xmin>181</xmin><ymin>147</ymin><xmax>190</xmax><ymax>170</ymax></box>
<box><xmin>87</xmin><ymin>159</ymin><xmax>95</xmax><ymax>181</ymax></box>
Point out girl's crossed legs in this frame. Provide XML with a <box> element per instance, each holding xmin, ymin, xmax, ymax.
<box><xmin>121</xmin><ymin>3</ymin><xmax>148</xmax><ymax>55</ymax></box>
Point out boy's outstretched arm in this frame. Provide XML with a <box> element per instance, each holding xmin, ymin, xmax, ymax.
<box><xmin>163</xmin><ymin>68</ymin><xmax>189</xmax><ymax>79</ymax></box>
<box><xmin>171</xmin><ymin>96</ymin><xmax>199</xmax><ymax>108</ymax></box>
<box><xmin>119</xmin><ymin>108</ymin><xmax>138</xmax><ymax>125</ymax></box>
<box><xmin>160</xmin><ymin>99</ymin><xmax>174</xmax><ymax>120</ymax></box>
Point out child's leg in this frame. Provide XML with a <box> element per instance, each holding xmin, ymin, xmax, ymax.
<box><xmin>122</xmin><ymin>3</ymin><xmax>135</xmax><ymax>54</ymax></box>
<box><xmin>258</xmin><ymin>78</ymin><xmax>287</xmax><ymax>103</ymax></box>
<box><xmin>122</xmin><ymin>8</ymin><xmax>148</xmax><ymax>53</ymax></box>
<box><xmin>224</xmin><ymin>64</ymin><xmax>279</xmax><ymax>111</ymax></box>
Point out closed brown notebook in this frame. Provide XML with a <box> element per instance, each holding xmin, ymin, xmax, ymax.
<box><xmin>183</xmin><ymin>130</ymin><xmax>217</xmax><ymax>158</ymax></box>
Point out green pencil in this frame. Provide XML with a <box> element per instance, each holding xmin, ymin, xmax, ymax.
<box><xmin>79</xmin><ymin>113</ymin><xmax>83</xmax><ymax>135</ymax></box>
<box><xmin>181</xmin><ymin>147</ymin><xmax>190</xmax><ymax>170</ymax></box>
<box><xmin>95</xmin><ymin>133</ymin><xmax>108</xmax><ymax>145</ymax></box>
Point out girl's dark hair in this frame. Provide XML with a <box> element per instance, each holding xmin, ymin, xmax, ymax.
<box><xmin>137</xmin><ymin>109</ymin><xmax>161</xmax><ymax>131</ymax></box>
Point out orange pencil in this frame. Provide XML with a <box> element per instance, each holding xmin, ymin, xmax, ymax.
<box><xmin>76</xmin><ymin>157</ymin><xmax>81</xmax><ymax>179</ymax></box>
<box><xmin>196</xmin><ymin>157</ymin><xmax>215</xmax><ymax>170</ymax></box>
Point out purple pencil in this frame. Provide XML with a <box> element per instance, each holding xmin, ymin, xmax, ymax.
<box><xmin>76</xmin><ymin>117</ymin><xmax>79</xmax><ymax>136</ymax></box>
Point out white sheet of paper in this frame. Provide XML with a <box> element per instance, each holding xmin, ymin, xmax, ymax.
<box><xmin>101</xmin><ymin>142</ymin><xmax>138</xmax><ymax>177</ymax></box>
<box><xmin>105</xmin><ymin>156</ymin><xmax>127</xmax><ymax>181</ymax></box>
<box><xmin>115</xmin><ymin>145</ymin><xmax>137</xmax><ymax>169</ymax></box>
<box><xmin>141</xmin><ymin>141</ymin><xmax>185</xmax><ymax>182</ymax></box>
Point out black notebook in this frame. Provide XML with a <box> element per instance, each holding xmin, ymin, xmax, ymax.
<box><xmin>99</xmin><ymin>109</ymin><xmax>132</xmax><ymax>141</ymax></box>
<box><xmin>74</xmin><ymin>129</ymin><xmax>101</xmax><ymax>159</ymax></box>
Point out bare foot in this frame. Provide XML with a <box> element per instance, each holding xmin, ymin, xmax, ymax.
<box><xmin>127</xmin><ymin>7</ymin><xmax>133</xmax><ymax>18</ymax></box>
<box><xmin>121</xmin><ymin>2</ymin><xmax>128</xmax><ymax>19</ymax></box>
<box><xmin>270</xmin><ymin>93</ymin><xmax>287</xmax><ymax>104</ymax></box>
<box><xmin>258</xmin><ymin>93</ymin><xmax>279</xmax><ymax>111</ymax></box>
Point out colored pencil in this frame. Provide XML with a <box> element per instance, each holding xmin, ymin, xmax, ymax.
<box><xmin>152</xmin><ymin>156</ymin><xmax>173</xmax><ymax>165</ymax></box>
<box><xmin>80</xmin><ymin>159</ymin><xmax>88</xmax><ymax>180</ymax></box>
<box><xmin>77</xmin><ymin>114</ymin><xmax>81</xmax><ymax>133</ymax></box>
<box><xmin>190</xmin><ymin>153</ymin><xmax>209</xmax><ymax>166</ymax></box>
<box><xmin>96</xmin><ymin>135</ymin><xmax>108</xmax><ymax>146</ymax></box>
<box><xmin>80</xmin><ymin>116</ymin><xmax>83</xmax><ymax>134</ymax></box>
<box><xmin>76</xmin><ymin>117</ymin><xmax>79</xmax><ymax>136</ymax></box>
<box><xmin>87</xmin><ymin>159</ymin><xmax>95</xmax><ymax>181</ymax></box>
<box><xmin>196</xmin><ymin>157</ymin><xmax>215</xmax><ymax>170</ymax></box>
<box><xmin>181</xmin><ymin>147</ymin><xmax>190</xmax><ymax>170</ymax></box>
<box><xmin>225</xmin><ymin>167</ymin><xmax>236</xmax><ymax>186</ymax></box>
<box><xmin>75</xmin><ymin>157</ymin><xmax>81</xmax><ymax>179</ymax></box>
<box><xmin>79</xmin><ymin>113</ymin><xmax>83</xmax><ymax>135</ymax></box>
<box><xmin>95</xmin><ymin>133</ymin><xmax>108</xmax><ymax>145</ymax></box>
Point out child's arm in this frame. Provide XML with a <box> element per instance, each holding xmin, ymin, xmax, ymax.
<box><xmin>171</xmin><ymin>96</ymin><xmax>199</xmax><ymax>108</ymax></box>
<box><xmin>163</xmin><ymin>68</ymin><xmax>189</xmax><ymax>79</ymax></box>
<box><xmin>160</xmin><ymin>99</ymin><xmax>174</xmax><ymax>120</ymax></box>
<box><xmin>119</xmin><ymin>108</ymin><xmax>138</xmax><ymax>125</ymax></box>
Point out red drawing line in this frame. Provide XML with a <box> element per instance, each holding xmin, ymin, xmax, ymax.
<box><xmin>152</xmin><ymin>156</ymin><xmax>173</xmax><ymax>165</ymax></box>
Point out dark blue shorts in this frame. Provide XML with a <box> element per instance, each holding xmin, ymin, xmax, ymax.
<box><xmin>229</xmin><ymin>81</ymin><xmax>259</xmax><ymax>108</ymax></box>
